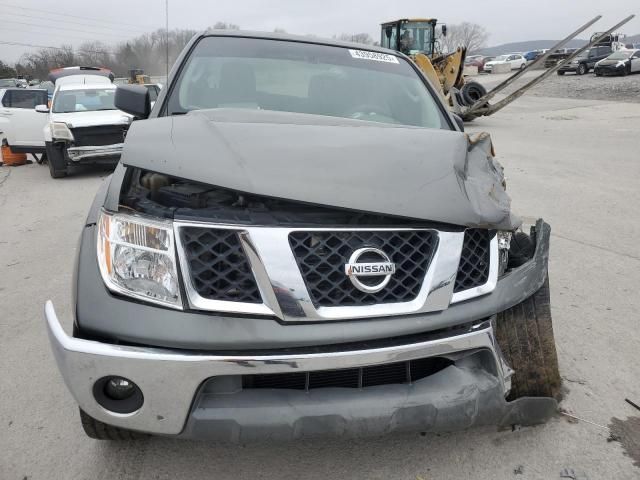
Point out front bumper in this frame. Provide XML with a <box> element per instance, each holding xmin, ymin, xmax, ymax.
<box><xmin>45</xmin><ymin>305</ymin><xmax>556</xmax><ymax>439</ymax></box>
<box><xmin>558</xmin><ymin>64</ymin><xmax>579</xmax><ymax>72</ymax></box>
<box><xmin>67</xmin><ymin>143</ymin><xmax>123</xmax><ymax>162</ymax></box>
<box><xmin>595</xmin><ymin>65</ymin><xmax>625</xmax><ymax>76</ymax></box>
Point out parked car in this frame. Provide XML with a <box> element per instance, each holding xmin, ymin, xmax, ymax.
<box><xmin>0</xmin><ymin>87</ymin><xmax>49</xmax><ymax>158</ymax></box>
<box><xmin>0</xmin><ymin>78</ymin><xmax>20</xmax><ymax>88</ymax></box>
<box><xmin>39</xmin><ymin>77</ymin><xmax>132</xmax><ymax>178</ymax></box>
<box><xmin>483</xmin><ymin>54</ymin><xmax>527</xmax><ymax>72</ymax></box>
<box><xmin>465</xmin><ymin>55</ymin><xmax>494</xmax><ymax>72</ymax></box>
<box><xmin>523</xmin><ymin>50</ymin><xmax>543</xmax><ymax>62</ymax></box>
<box><xmin>594</xmin><ymin>49</ymin><xmax>640</xmax><ymax>76</ymax></box>
<box><xmin>44</xmin><ymin>31</ymin><xmax>560</xmax><ymax>441</ymax></box>
<box><xmin>557</xmin><ymin>45</ymin><xmax>612</xmax><ymax>75</ymax></box>
<box><xmin>544</xmin><ymin>48</ymin><xmax>577</xmax><ymax>68</ymax></box>
<box><xmin>464</xmin><ymin>55</ymin><xmax>484</xmax><ymax>68</ymax></box>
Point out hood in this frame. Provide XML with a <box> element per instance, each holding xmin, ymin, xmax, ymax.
<box><xmin>598</xmin><ymin>59</ymin><xmax>626</xmax><ymax>66</ymax></box>
<box><xmin>121</xmin><ymin>109</ymin><xmax>517</xmax><ymax>229</ymax></box>
<box><xmin>50</xmin><ymin>110</ymin><xmax>131</xmax><ymax>128</ymax></box>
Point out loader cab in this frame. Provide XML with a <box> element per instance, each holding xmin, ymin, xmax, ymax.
<box><xmin>381</xmin><ymin>19</ymin><xmax>440</xmax><ymax>57</ymax></box>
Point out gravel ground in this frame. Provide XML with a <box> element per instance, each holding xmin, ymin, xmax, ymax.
<box><xmin>475</xmin><ymin>69</ymin><xmax>640</xmax><ymax>103</ymax></box>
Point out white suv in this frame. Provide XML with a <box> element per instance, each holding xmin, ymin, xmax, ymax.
<box><xmin>40</xmin><ymin>76</ymin><xmax>132</xmax><ymax>178</ymax></box>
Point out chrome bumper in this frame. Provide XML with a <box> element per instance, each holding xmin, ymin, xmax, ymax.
<box><xmin>67</xmin><ymin>143</ymin><xmax>123</xmax><ymax>161</ymax></box>
<box><xmin>45</xmin><ymin>301</ymin><xmax>514</xmax><ymax>436</ymax></box>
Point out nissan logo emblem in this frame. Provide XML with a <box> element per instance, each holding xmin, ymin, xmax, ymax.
<box><xmin>344</xmin><ymin>247</ymin><xmax>396</xmax><ymax>293</ymax></box>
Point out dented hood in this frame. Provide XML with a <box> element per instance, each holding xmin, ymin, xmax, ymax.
<box><xmin>121</xmin><ymin>109</ymin><xmax>517</xmax><ymax>229</ymax></box>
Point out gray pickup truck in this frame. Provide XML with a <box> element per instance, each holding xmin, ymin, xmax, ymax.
<box><xmin>45</xmin><ymin>31</ymin><xmax>560</xmax><ymax>441</ymax></box>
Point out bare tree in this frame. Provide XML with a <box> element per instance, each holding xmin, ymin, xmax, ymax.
<box><xmin>211</xmin><ymin>22</ymin><xmax>240</xmax><ymax>30</ymax></box>
<box><xmin>441</xmin><ymin>22</ymin><xmax>489</xmax><ymax>54</ymax></box>
<box><xmin>335</xmin><ymin>33</ymin><xmax>374</xmax><ymax>45</ymax></box>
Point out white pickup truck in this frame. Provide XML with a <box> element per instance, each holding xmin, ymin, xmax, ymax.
<box><xmin>40</xmin><ymin>75</ymin><xmax>132</xmax><ymax>178</ymax></box>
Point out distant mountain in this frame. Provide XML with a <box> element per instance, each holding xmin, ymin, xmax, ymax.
<box><xmin>478</xmin><ymin>33</ymin><xmax>640</xmax><ymax>56</ymax></box>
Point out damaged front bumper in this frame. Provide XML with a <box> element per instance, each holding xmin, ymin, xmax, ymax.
<box><xmin>67</xmin><ymin>143</ymin><xmax>124</xmax><ymax>162</ymax></box>
<box><xmin>45</xmin><ymin>305</ymin><xmax>556</xmax><ymax>440</ymax></box>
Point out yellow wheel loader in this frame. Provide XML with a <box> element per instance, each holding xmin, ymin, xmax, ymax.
<box><xmin>380</xmin><ymin>19</ymin><xmax>484</xmax><ymax>110</ymax></box>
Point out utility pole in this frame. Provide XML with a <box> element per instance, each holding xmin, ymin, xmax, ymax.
<box><xmin>165</xmin><ymin>0</ymin><xmax>169</xmax><ymax>80</ymax></box>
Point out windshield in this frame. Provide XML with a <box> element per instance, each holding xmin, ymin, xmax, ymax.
<box><xmin>166</xmin><ymin>37</ymin><xmax>448</xmax><ymax>129</ymax></box>
<box><xmin>494</xmin><ymin>55</ymin><xmax>508</xmax><ymax>61</ymax></box>
<box><xmin>0</xmin><ymin>79</ymin><xmax>17</xmax><ymax>87</ymax></box>
<box><xmin>608</xmin><ymin>50</ymin><xmax>633</xmax><ymax>60</ymax></box>
<box><xmin>52</xmin><ymin>88</ymin><xmax>116</xmax><ymax>113</ymax></box>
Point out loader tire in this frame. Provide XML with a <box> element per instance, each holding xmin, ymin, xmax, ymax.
<box><xmin>79</xmin><ymin>409</ymin><xmax>148</xmax><ymax>440</ymax></box>
<box><xmin>495</xmin><ymin>276</ymin><xmax>561</xmax><ymax>400</ymax></box>
<box><xmin>461</xmin><ymin>81</ymin><xmax>487</xmax><ymax>106</ymax></box>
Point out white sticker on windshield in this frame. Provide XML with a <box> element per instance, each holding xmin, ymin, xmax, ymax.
<box><xmin>349</xmin><ymin>49</ymin><xmax>399</xmax><ymax>64</ymax></box>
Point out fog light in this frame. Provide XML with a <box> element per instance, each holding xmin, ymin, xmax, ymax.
<box><xmin>93</xmin><ymin>376</ymin><xmax>144</xmax><ymax>414</ymax></box>
<box><xmin>105</xmin><ymin>377</ymin><xmax>136</xmax><ymax>400</ymax></box>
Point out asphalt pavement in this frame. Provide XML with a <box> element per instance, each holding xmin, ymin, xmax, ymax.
<box><xmin>1</xmin><ymin>94</ymin><xmax>639</xmax><ymax>479</ymax></box>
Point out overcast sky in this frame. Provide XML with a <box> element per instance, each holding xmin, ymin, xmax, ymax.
<box><xmin>1</xmin><ymin>0</ymin><xmax>638</xmax><ymax>62</ymax></box>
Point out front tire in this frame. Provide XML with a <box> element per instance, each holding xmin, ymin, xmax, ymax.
<box><xmin>495</xmin><ymin>276</ymin><xmax>561</xmax><ymax>400</ymax></box>
<box><xmin>577</xmin><ymin>63</ymin><xmax>587</xmax><ymax>75</ymax></box>
<box><xmin>79</xmin><ymin>409</ymin><xmax>147</xmax><ymax>440</ymax></box>
<box><xmin>45</xmin><ymin>142</ymin><xmax>67</xmax><ymax>178</ymax></box>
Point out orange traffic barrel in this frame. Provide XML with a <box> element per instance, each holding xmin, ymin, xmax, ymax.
<box><xmin>1</xmin><ymin>145</ymin><xmax>27</xmax><ymax>166</ymax></box>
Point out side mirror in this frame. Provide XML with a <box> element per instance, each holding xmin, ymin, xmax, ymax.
<box><xmin>35</xmin><ymin>104</ymin><xmax>49</xmax><ymax>113</ymax></box>
<box><xmin>452</xmin><ymin>113</ymin><xmax>464</xmax><ymax>131</ymax></box>
<box><xmin>441</xmin><ymin>24</ymin><xmax>447</xmax><ymax>37</ymax></box>
<box><xmin>115</xmin><ymin>84</ymin><xmax>150</xmax><ymax>119</ymax></box>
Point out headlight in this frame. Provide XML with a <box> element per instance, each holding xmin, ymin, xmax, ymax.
<box><xmin>97</xmin><ymin>211</ymin><xmax>182</xmax><ymax>309</ymax></box>
<box><xmin>497</xmin><ymin>231</ymin><xmax>512</xmax><ymax>276</ymax></box>
<box><xmin>51</xmin><ymin>122</ymin><xmax>74</xmax><ymax>141</ymax></box>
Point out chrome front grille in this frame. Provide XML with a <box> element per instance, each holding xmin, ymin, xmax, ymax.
<box><xmin>454</xmin><ymin>229</ymin><xmax>491</xmax><ymax>293</ymax></box>
<box><xmin>179</xmin><ymin>227</ymin><xmax>262</xmax><ymax>303</ymax></box>
<box><xmin>289</xmin><ymin>230</ymin><xmax>438</xmax><ymax>307</ymax></box>
<box><xmin>174</xmin><ymin>222</ymin><xmax>497</xmax><ymax>322</ymax></box>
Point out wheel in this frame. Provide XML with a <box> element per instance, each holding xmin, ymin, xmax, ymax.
<box><xmin>495</xmin><ymin>276</ymin><xmax>561</xmax><ymax>400</ymax></box>
<box><xmin>595</xmin><ymin>71</ymin><xmax>602</xmax><ymax>77</ymax></box>
<box><xmin>460</xmin><ymin>81</ymin><xmax>488</xmax><ymax>106</ymax></box>
<box><xmin>520</xmin><ymin>62</ymin><xmax>526</xmax><ymax>70</ymax></box>
<box><xmin>79</xmin><ymin>409</ymin><xmax>147</xmax><ymax>440</ymax></box>
<box><xmin>45</xmin><ymin>142</ymin><xmax>67</xmax><ymax>178</ymax></box>
<box><xmin>577</xmin><ymin>63</ymin><xmax>587</xmax><ymax>75</ymax></box>
<box><xmin>556</xmin><ymin>70</ymin><xmax>565</xmax><ymax>76</ymax></box>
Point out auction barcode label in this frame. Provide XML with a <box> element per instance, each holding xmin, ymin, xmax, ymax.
<box><xmin>348</xmin><ymin>49</ymin><xmax>399</xmax><ymax>64</ymax></box>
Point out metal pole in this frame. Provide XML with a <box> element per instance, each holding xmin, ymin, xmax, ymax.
<box><xmin>165</xmin><ymin>0</ymin><xmax>169</xmax><ymax>80</ymax></box>
<box><xmin>464</xmin><ymin>15</ymin><xmax>602</xmax><ymax>117</ymax></box>
<box><xmin>479</xmin><ymin>14</ymin><xmax>635</xmax><ymax>118</ymax></box>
